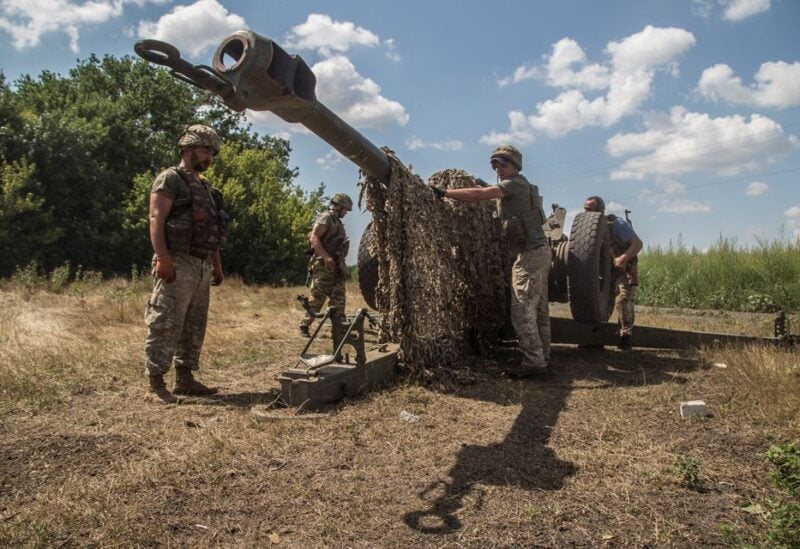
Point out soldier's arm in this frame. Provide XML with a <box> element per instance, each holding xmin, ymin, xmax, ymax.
<box><xmin>149</xmin><ymin>190</ymin><xmax>173</xmax><ymax>256</ymax></box>
<box><xmin>149</xmin><ymin>190</ymin><xmax>176</xmax><ymax>281</ymax></box>
<box><xmin>614</xmin><ymin>235</ymin><xmax>643</xmax><ymax>269</ymax></box>
<box><xmin>210</xmin><ymin>251</ymin><xmax>224</xmax><ymax>286</ymax></box>
<box><xmin>310</xmin><ymin>223</ymin><xmax>336</xmax><ymax>271</ymax></box>
<box><xmin>442</xmin><ymin>185</ymin><xmax>504</xmax><ymax>202</ymax></box>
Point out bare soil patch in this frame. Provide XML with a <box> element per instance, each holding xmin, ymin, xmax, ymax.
<box><xmin>0</xmin><ymin>283</ymin><xmax>797</xmax><ymax>547</ymax></box>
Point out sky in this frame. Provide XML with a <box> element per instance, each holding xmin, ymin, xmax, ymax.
<box><xmin>2</xmin><ymin>0</ymin><xmax>799</xmax><ymax>262</ymax></box>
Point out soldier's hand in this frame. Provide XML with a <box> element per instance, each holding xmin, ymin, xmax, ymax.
<box><xmin>614</xmin><ymin>255</ymin><xmax>628</xmax><ymax>270</ymax></box>
<box><xmin>211</xmin><ymin>267</ymin><xmax>224</xmax><ymax>286</ymax></box>
<box><xmin>324</xmin><ymin>256</ymin><xmax>337</xmax><ymax>272</ymax></box>
<box><xmin>431</xmin><ymin>186</ymin><xmax>447</xmax><ymax>200</ymax></box>
<box><xmin>155</xmin><ymin>255</ymin><xmax>176</xmax><ymax>282</ymax></box>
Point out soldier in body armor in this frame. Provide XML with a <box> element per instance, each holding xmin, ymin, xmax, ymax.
<box><xmin>432</xmin><ymin>145</ymin><xmax>551</xmax><ymax>377</ymax></box>
<box><xmin>144</xmin><ymin>124</ymin><xmax>228</xmax><ymax>403</ymax></box>
<box><xmin>583</xmin><ymin>196</ymin><xmax>643</xmax><ymax>351</ymax></box>
<box><xmin>299</xmin><ymin>193</ymin><xmax>353</xmax><ymax>338</ymax></box>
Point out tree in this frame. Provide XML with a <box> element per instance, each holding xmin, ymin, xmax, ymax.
<box><xmin>207</xmin><ymin>140</ymin><xmax>325</xmax><ymax>283</ymax></box>
<box><xmin>0</xmin><ymin>55</ymin><xmax>322</xmax><ymax>283</ymax></box>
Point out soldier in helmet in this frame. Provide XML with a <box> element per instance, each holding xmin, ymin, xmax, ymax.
<box><xmin>299</xmin><ymin>192</ymin><xmax>353</xmax><ymax>338</ymax></box>
<box><xmin>144</xmin><ymin>124</ymin><xmax>228</xmax><ymax>403</ymax></box>
<box><xmin>583</xmin><ymin>196</ymin><xmax>642</xmax><ymax>351</ymax></box>
<box><xmin>432</xmin><ymin>145</ymin><xmax>551</xmax><ymax>377</ymax></box>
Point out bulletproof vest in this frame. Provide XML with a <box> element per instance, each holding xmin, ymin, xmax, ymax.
<box><xmin>164</xmin><ymin>167</ymin><xmax>228</xmax><ymax>256</ymax></box>
<box><xmin>496</xmin><ymin>175</ymin><xmax>546</xmax><ymax>253</ymax></box>
<box><xmin>317</xmin><ymin>211</ymin><xmax>348</xmax><ymax>260</ymax></box>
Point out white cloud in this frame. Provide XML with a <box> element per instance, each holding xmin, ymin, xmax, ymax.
<box><xmin>384</xmin><ymin>38</ymin><xmax>400</xmax><ymax>62</ymax></box>
<box><xmin>316</xmin><ymin>149</ymin><xmax>344</xmax><ymax>170</ymax></box>
<box><xmin>604</xmin><ymin>201</ymin><xmax>628</xmax><ymax>216</ymax></box>
<box><xmin>406</xmin><ymin>136</ymin><xmax>463</xmax><ymax>151</ymax></box>
<box><xmin>137</xmin><ymin>0</ymin><xmax>245</xmax><ymax>59</ymax></box>
<box><xmin>285</xmin><ymin>13</ymin><xmax>379</xmax><ymax>56</ymax></box>
<box><xmin>0</xmin><ymin>0</ymin><xmax>167</xmax><ymax>53</ymax></box>
<box><xmin>640</xmin><ymin>179</ymin><xmax>712</xmax><ymax>214</ymax></box>
<box><xmin>786</xmin><ymin>206</ymin><xmax>800</xmax><ymax>218</ymax></box>
<box><xmin>692</xmin><ymin>0</ymin><xmax>770</xmax><ymax>20</ymax></box>
<box><xmin>485</xmin><ymin>26</ymin><xmax>695</xmax><ymax>140</ymax></box>
<box><xmin>609</xmin><ymin>106</ymin><xmax>798</xmax><ymax>180</ymax></box>
<box><xmin>691</xmin><ymin>0</ymin><xmax>715</xmax><ymax>18</ymax></box>
<box><xmin>497</xmin><ymin>65</ymin><xmax>540</xmax><ymax>88</ymax></box>
<box><xmin>723</xmin><ymin>0</ymin><xmax>770</xmax><ymax>21</ymax></box>
<box><xmin>606</xmin><ymin>26</ymin><xmax>696</xmax><ymax>73</ymax></box>
<box><xmin>745</xmin><ymin>181</ymin><xmax>769</xmax><ymax>196</ymax></box>
<box><xmin>698</xmin><ymin>61</ymin><xmax>800</xmax><ymax>109</ymax></box>
<box><xmin>544</xmin><ymin>38</ymin><xmax>610</xmax><ymax>90</ymax></box>
<box><xmin>480</xmin><ymin>111</ymin><xmax>537</xmax><ymax>146</ymax></box>
<box><xmin>311</xmin><ymin>55</ymin><xmax>408</xmax><ymax>129</ymax></box>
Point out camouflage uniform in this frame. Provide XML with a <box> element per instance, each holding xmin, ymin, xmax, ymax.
<box><xmin>144</xmin><ymin>166</ymin><xmax>227</xmax><ymax>376</ymax></box>
<box><xmin>497</xmin><ymin>172</ymin><xmax>550</xmax><ymax>371</ymax></box>
<box><xmin>301</xmin><ymin>210</ymin><xmax>349</xmax><ymax>330</ymax></box>
<box><xmin>608</xmin><ymin>215</ymin><xmax>639</xmax><ymax>338</ymax></box>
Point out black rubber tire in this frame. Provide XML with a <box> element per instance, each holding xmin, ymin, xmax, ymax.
<box><xmin>357</xmin><ymin>222</ymin><xmax>379</xmax><ymax>310</ymax></box>
<box><xmin>567</xmin><ymin>211</ymin><xmax>614</xmax><ymax>323</ymax></box>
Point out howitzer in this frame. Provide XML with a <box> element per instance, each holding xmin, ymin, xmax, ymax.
<box><xmin>135</xmin><ymin>30</ymin><xmax>797</xmax><ymax>360</ymax></box>
<box><xmin>135</xmin><ymin>31</ymin><xmax>390</xmax><ymax>182</ymax></box>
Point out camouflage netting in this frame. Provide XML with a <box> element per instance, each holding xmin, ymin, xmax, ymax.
<box><xmin>361</xmin><ymin>149</ymin><xmax>510</xmax><ymax>377</ymax></box>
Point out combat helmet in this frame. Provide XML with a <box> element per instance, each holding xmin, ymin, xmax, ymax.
<box><xmin>331</xmin><ymin>192</ymin><xmax>353</xmax><ymax>210</ymax></box>
<box><xmin>178</xmin><ymin>124</ymin><xmax>221</xmax><ymax>154</ymax></box>
<box><xmin>490</xmin><ymin>144</ymin><xmax>522</xmax><ymax>170</ymax></box>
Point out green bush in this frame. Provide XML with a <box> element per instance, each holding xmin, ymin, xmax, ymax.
<box><xmin>638</xmin><ymin>236</ymin><xmax>800</xmax><ymax>313</ymax></box>
<box><xmin>763</xmin><ymin>442</ymin><xmax>800</xmax><ymax>547</ymax></box>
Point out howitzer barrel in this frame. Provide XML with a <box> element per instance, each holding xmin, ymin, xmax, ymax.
<box><xmin>135</xmin><ymin>30</ymin><xmax>391</xmax><ymax>181</ymax></box>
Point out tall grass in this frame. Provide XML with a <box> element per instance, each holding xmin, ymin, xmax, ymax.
<box><xmin>638</xmin><ymin>236</ymin><xmax>800</xmax><ymax>313</ymax></box>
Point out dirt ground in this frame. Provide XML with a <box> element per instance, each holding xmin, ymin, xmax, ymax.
<box><xmin>0</xmin><ymin>284</ymin><xmax>797</xmax><ymax>547</ymax></box>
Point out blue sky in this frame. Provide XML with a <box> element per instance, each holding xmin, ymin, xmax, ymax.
<box><xmin>2</xmin><ymin>0</ymin><xmax>799</xmax><ymax>262</ymax></box>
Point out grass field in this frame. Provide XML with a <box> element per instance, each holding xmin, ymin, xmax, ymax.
<box><xmin>0</xmin><ymin>277</ymin><xmax>798</xmax><ymax>547</ymax></box>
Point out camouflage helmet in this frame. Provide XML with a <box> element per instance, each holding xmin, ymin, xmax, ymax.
<box><xmin>584</xmin><ymin>195</ymin><xmax>606</xmax><ymax>213</ymax></box>
<box><xmin>490</xmin><ymin>144</ymin><xmax>522</xmax><ymax>170</ymax></box>
<box><xmin>178</xmin><ymin>124</ymin><xmax>220</xmax><ymax>154</ymax></box>
<box><xmin>331</xmin><ymin>192</ymin><xmax>353</xmax><ymax>210</ymax></box>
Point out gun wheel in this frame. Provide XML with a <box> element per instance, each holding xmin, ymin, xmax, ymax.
<box><xmin>567</xmin><ymin>211</ymin><xmax>614</xmax><ymax>323</ymax></box>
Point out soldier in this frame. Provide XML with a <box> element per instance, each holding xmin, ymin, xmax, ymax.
<box><xmin>299</xmin><ymin>193</ymin><xmax>353</xmax><ymax>338</ymax></box>
<box><xmin>583</xmin><ymin>196</ymin><xmax>643</xmax><ymax>351</ymax></box>
<box><xmin>144</xmin><ymin>124</ymin><xmax>228</xmax><ymax>403</ymax></box>
<box><xmin>432</xmin><ymin>145</ymin><xmax>551</xmax><ymax>376</ymax></box>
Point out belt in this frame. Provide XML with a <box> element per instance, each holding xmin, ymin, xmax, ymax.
<box><xmin>188</xmin><ymin>250</ymin><xmax>210</xmax><ymax>260</ymax></box>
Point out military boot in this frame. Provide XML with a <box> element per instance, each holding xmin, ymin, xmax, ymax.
<box><xmin>173</xmin><ymin>366</ymin><xmax>218</xmax><ymax>396</ymax></box>
<box><xmin>618</xmin><ymin>334</ymin><xmax>633</xmax><ymax>352</ymax></box>
<box><xmin>149</xmin><ymin>374</ymin><xmax>178</xmax><ymax>404</ymax></box>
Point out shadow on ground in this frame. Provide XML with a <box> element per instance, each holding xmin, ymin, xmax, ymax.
<box><xmin>403</xmin><ymin>345</ymin><xmax>698</xmax><ymax>534</ymax></box>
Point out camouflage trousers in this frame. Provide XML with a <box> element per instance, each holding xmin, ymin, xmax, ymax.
<box><xmin>301</xmin><ymin>258</ymin><xmax>346</xmax><ymax>327</ymax></box>
<box><xmin>614</xmin><ymin>272</ymin><xmax>637</xmax><ymax>337</ymax></box>
<box><xmin>144</xmin><ymin>252</ymin><xmax>211</xmax><ymax>376</ymax></box>
<box><xmin>510</xmin><ymin>245</ymin><xmax>552</xmax><ymax>370</ymax></box>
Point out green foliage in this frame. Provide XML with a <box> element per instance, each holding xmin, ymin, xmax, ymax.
<box><xmin>763</xmin><ymin>443</ymin><xmax>800</xmax><ymax>547</ymax></box>
<box><xmin>638</xmin><ymin>236</ymin><xmax>800</xmax><ymax>313</ymax></box>
<box><xmin>208</xmin><ymin>141</ymin><xmax>325</xmax><ymax>283</ymax></box>
<box><xmin>671</xmin><ymin>455</ymin><xmax>704</xmax><ymax>491</ymax></box>
<box><xmin>0</xmin><ymin>55</ymin><xmax>322</xmax><ymax>284</ymax></box>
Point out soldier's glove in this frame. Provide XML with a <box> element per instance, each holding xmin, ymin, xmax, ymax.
<box><xmin>431</xmin><ymin>186</ymin><xmax>447</xmax><ymax>200</ymax></box>
<box><xmin>155</xmin><ymin>255</ymin><xmax>176</xmax><ymax>282</ymax></box>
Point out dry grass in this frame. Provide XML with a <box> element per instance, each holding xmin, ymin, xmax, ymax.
<box><xmin>0</xmin><ymin>279</ymin><xmax>798</xmax><ymax>547</ymax></box>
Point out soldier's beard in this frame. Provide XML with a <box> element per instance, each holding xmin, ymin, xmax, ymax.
<box><xmin>191</xmin><ymin>150</ymin><xmax>211</xmax><ymax>172</ymax></box>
